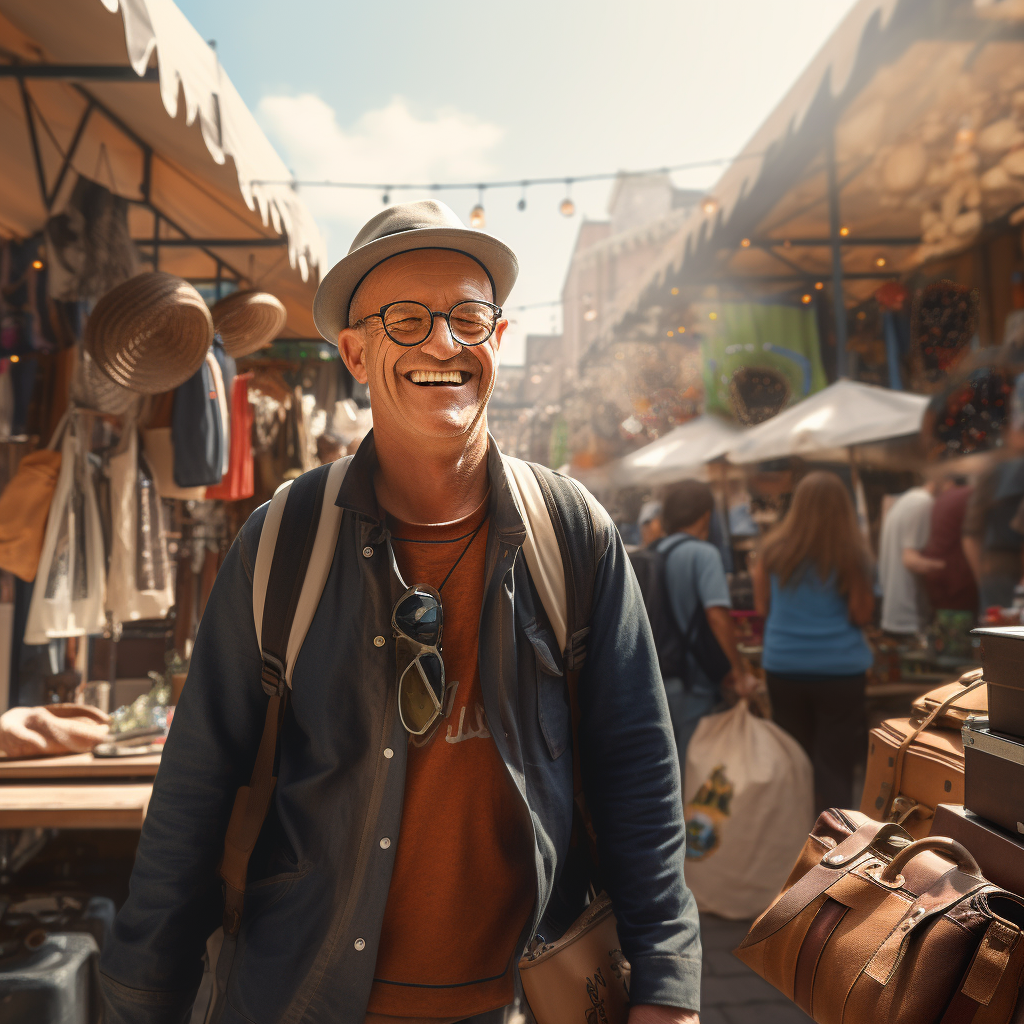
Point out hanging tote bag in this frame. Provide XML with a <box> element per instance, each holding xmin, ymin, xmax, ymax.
<box><xmin>0</xmin><ymin>432</ymin><xmax>63</xmax><ymax>581</ymax></box>
<box><xmin>106</xmin><ymin>426</ymin><xmax>174</xmax><ymax>625</ymax></box>
<box><xmin>24</xmin><ymin>411</ymin><xmax>106</xmax><ymax>643</ymax></box>
<box><xmin>205</xmin><ymin>372</ymin><xmax>254</xmax><ymax>502</ymax></box>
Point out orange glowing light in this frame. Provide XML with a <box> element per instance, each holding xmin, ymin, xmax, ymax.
<box><xmin>670</xmin><ymin>287</ymin><xmax>679</xmax><ymax>295</ymax></box>
<box><xmin>801</xmin><ymin>294</ymin><xmax>812</xmax><ymax>304</ymax></box>
<box><xmin>875</xmin><ymin>256</ymin><xmax>886</xmax><ymax>267</ymax></box>
<box><xmin>9</xmin><ymin>355</ymin><xmax>19</xmax><ymax>363</ymax></box>
<box><xmin>839</xmin><ymin>226</ymin><xmax>850</xmax><ymax>237</ymax></box>
<box><xmin>666</xmin><ymin>330</ymin><xmax>674</xmax><ymax>337</ymax></box>
<box><xmin>32</xmin><ymin>259</ymin><xmax>44</xmax><ymax>270</ymax></box>
<box><xmin>814</xmin><ymin>281</ymin><xmax>824</xmax><ymax>290</ymax></box>
<box><xmin>740</xmin><ymin>238</ymin><xmax>751</xmax><ymax>248</ymax></box>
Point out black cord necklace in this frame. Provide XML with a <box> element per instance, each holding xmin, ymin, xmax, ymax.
<box><xmin>436</xmin><ymin>514</ymin><xmax>488</xmax><ymax>593</ymax></box>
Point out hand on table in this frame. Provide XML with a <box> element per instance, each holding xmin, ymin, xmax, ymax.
<box><xmin>628</xmin><ymin>1006</ymin><xmax>699</xmax><ymax>1024</ymax></box>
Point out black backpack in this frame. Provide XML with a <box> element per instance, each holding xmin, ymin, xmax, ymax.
<box><xmin>629</xmin><ymin>535</ymin><xmax>731</xmax><ymax>688</ymax></box>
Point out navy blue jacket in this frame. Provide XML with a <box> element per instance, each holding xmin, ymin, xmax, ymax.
<box><xmin>100</xmin><ymin>434</ymin><xmax>701</xmax><ymax>1023</ymax></box>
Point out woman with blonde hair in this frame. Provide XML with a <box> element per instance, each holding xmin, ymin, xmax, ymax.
<box><xmin>752</xmin><ymin>470</ymin><xmax>875</xmax><ymax>812</ymax></box>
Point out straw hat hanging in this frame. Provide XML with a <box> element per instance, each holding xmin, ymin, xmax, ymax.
<box><xmin>85</xmin><ymin>272</ymin><xmax>214</xmax><ymax>394</ymax></box>
<box><xmin>211</xmin><ymin>290</ymin><xmax>287</xmax><ymax>357</ymax></box>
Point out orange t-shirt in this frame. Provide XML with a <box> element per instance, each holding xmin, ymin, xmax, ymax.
<box><xmin>367</xmin><ymin>496</ymin><xmax>535</xmax><ymax>1020</ymax></box>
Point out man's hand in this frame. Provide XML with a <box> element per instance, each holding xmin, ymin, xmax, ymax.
<box><xmin>628</xmin><ymin>1005</ymin><xmax>699</xmax><ymax>1024</ymax></box>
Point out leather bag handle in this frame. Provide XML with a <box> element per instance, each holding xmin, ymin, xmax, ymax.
<box><xmin>880</xmin><ymin>836</ymin><xmax>982</xmax><ymax>885</ymax></box>
<box><xmin>884</xmin><ymin>668</ymin><xmax>984</xmax><ymax>821</ymax></box>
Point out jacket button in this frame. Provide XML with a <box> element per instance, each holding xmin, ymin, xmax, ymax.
<box><xmin>383</xmin><ymin>748</ymin><xmax>394</xmax><ymax>759</ymax></box>
<box><xmin>374</xmin><ymin>636</ymin><xmax>385</xmax><ymax>647</ymax></box>
<box><xmin>362</xmin><ymin>546</ymin><xmax>373</xmax><ymax>558</ymax></box>
<box><xmin>380</xmin><ymin>837</ymin><xmax>391</xmax><ymax>849</ymax></box>
<box><xmin>354</xmin><ymin>938</ymin><xmax>366</xmax><ymax>951</ymax></box>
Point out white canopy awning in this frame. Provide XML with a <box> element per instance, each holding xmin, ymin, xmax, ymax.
<box><xmin>0</xmin><ymin>0</ymin><xmax>327</xmax><ymax>337</ymax></box>
<box><xmin>725</xmin><ymin>379</ymin><xmax>929</xmax><ymax>464</ymax></box>
<box><xmin>609</xmin><ymin>415</ymin><xmax>744</xmax><ymax>488</ymax></box>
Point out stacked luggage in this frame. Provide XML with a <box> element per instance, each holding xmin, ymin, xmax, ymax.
<box><xmin>860</xmin><ymin>668</ymin><xmax>985</xmax><ymax>837</ymax></box>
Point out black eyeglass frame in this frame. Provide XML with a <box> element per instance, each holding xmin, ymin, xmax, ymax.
<box><xmin>392</xmin><ymin>584</ymin><xmax>447</xmax><ymax>736</ymax></box>
<box><xmin>353</xmin><ymin>299</ymin><xmax>503</xmax><ymax>347</ymax></box>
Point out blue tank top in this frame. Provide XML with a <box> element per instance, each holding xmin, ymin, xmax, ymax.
<box><xmin>762</xmin><ymin>566</ymin><xmax>872</xmax><ymax>677</ymax></box>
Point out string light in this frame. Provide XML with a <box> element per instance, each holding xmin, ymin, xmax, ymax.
<box><xmin>678</xmin><ymin>326</ymin><xmax>687</xmax><ymax>333</ymax></box>
<box><xmin>875</xmin><ymin>256</ymin><xmax>887</xmax><ymax>267</ymax></box>
<box><xmin>801</xmin><ymin>294</ymin><xmax>812</xmax><ymax>304</ymax></box>
<box><xmin>381</xmin><ymin>190</ymin><xmax>390</xmax><ymax>205</ymax></box>
<box><xmin>31</xmin><ymin>259</ymin><xmax>43</xmax><ymax>270</ymax></box>
<box><xmin>666</xmin><ymin>330</ymin><xmax>675</xmax><ymax>337</ymax></box>
<box><xmin>814</xmin><ymin>281</ymin><xmax>824</xmax><ymax>290</ymax></box>
<box><xmin>670</xmin><ymin>287</ymin><xmax>679</xmax><ymax>296</ymax></box>
<box><xmin>559</xmin><ymin>180</ymin><xmax>576</xmax><ymax>217</ymax></box>
<box><xmin>469</xmin><ymin>186</ymin><xmax>486</xmax><ymax>229</ymax></box>
<box><xmin>9</xmin><ymin>355</ymin><xmax>19</xmax><ymax>363</ymax></box>
<box><xmin>839</xmin><ymin>226</ymin><xmax>850</xmax><ymax>237</ymax></box>
<box><xmin>741</xmin><ymin>238</ymin><xmax>751</xmax><ymax>248</ymax></box>
<box><xmin>700</xmin><ymin>195</ymin><xmax>719</xmax><ymax>216</ymax></box>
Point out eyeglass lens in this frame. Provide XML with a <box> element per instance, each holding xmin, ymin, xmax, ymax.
<box><xmin>394</xmin><ymin>591</ymin><xmax>441</xmax><ymax>646</ymax></box>
<box><xmin>383</xmin><ymin>301</ymin><xmax>496</xmax><ymax>347</ymax></box>
<box><xmin>399</xmin><ymin>653</ymin><xmax>445</xmax><ymax>734</ymax></box>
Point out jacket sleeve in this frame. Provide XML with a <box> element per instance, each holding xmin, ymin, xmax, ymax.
<box><xmin>577</xmin><ymin>510</ymin><xmax>702</xmax><ymax>1011</ymax></box>
<box><xmin>99</xmin><ymin>507</ymin><xmax>270</xmax><ymax>1024</ymax></box>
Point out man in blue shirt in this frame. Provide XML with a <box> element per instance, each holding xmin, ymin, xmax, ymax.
<box><xmin>657</xmin><ymin>481</ymin><xmax>758</xmax><ymax>768</ymax></box>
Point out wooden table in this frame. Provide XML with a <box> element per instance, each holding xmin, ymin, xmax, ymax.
<box><xmin>0</xmin><ymin>752</ymin><xmax>160</xmax><ymax>829</ymax></box>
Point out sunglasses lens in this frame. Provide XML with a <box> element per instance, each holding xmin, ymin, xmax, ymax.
<box><xmin>394</xmin><ymin>591</ymin><xmax>441</xmax><ymax>645</ymax></box>
<box><xmin>399</xmin><ymin>654</ymin><xmax>444</xmax><ymax>735</ymax></box>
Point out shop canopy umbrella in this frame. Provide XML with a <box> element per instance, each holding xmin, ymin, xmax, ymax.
<box><xmin>725</xmin><ymin>379</ymin><xmax>929</xmax><ymax>464</ymax></box>
<box><xmin>609</xmin><ymin>415</ymin><xmax>744</xmax><ymax>488</ymax></box>
<box><xmin>0</xmin><ymin>0</ymin><xmax>326</xmax><ymax>337</ymax></box>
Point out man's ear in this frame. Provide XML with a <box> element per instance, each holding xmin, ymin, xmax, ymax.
<box><xmin>337</xmin><ymin>328</ymin><xmax>369</xmax><ymax>384</ymax></box>
<box><xmin>492</xmin><ymin>318</ymin><xmax>508</xmax><ymax>354</ymax></box>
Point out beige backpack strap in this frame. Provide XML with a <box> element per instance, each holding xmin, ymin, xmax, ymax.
<box><xmin>501</xmin><ymin>453</ymin><xmax>567</xmax><ymax>655</ymax></box>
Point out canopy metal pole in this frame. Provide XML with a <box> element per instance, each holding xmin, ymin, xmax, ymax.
<box><xmin>826</xmin><ymin>134</ymin><xmax>847</xmax><ymax>378</ymax></box>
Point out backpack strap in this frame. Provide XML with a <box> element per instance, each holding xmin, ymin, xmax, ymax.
<box><xmin>219</xmin><ymin>456</ymin><xmax>351</xmax><ymax>937</ymax></box>
<box><xmin>501</xmin><ymin>454</ymin><xmax>600</xmax><ymax>859</ymax></box>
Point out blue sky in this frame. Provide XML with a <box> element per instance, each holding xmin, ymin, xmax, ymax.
<box><xmin>177</xmin><ymin>0</ymin><xmax>858</xmax><ymax>360</ymax></box>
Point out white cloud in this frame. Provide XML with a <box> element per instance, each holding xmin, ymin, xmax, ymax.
<box><xmin>257</xmin><ymin>93</ymin><xmax>504</xmax><ymax>258</ymax></box>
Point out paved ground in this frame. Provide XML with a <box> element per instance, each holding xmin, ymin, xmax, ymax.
<box><xmin>700</xmin><ymin>915</ymin><xmax>811</xmax><ymax>1024</ymax></box>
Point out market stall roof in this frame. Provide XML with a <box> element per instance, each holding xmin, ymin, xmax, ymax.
<box><xmin>608</xmin><ymin>0</ymin><xmax>1024</xmax><ymax>343</ymax></box>
<box><xmin>724</xmin><ymin>379</ymin><xmax>929</xmax><ymax>464</ymax></box>
<box><xmin>609</xmin><ymin>415</ymin><xmax>744</xmax><ymax>488</ymax></box>
<box><xmin>0</xmin><ymin>0</ymin><xmax>327</xmax><ymax>338</ymax></box>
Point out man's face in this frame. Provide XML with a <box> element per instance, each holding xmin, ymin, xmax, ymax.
<box><xmin>336</xmin><ymin>249</ymin><xmax>506</xmax><ymax>445</ymax></box>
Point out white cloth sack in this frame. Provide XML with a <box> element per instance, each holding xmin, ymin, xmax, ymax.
<box><xmin>683</xmin><ymin>700</ymin><xmax>814</xmax><ymax>920</ymax></box>
<box><xmin>106</xmin><ymin>427</ymin><xmax>174</xmax><ymax>625</ymax></box>
<box><xmin>24</xmin><ymin>413</ymin><xmax>106</xmax><ymax>643</ymax></box>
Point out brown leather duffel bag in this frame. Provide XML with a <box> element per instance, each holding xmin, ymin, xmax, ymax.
<box><xmin>735</xmin><ymin>808</ymin><xmax>1024</xmax><ymax>1024</ymax></box>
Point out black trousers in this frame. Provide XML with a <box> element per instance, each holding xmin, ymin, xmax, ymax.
<box><xmin>765</xmin><ymin>671</ymin><xmax>867</xmax><ymax>815</ymax></box>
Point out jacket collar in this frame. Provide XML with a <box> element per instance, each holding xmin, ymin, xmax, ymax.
<box><xmin>335</xmin><ymin>428</ymin><xmax>527</xmax><ymax>544</ymax></box>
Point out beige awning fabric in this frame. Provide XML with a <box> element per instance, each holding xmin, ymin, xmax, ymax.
<box><xmin>0</xmin><ymin>0</ymin><xmax>326</xmax><ymax>338</ymax></box>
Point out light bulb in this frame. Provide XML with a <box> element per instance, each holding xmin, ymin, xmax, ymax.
<box><xmin>875</xmin><ymin>256</ymin><xmax>886</xmax><ymax>267</ymax></box>
<box><xmin>32</xmin><ymin>259</ymin><xmax>44</xmax><ymax>270</ymax></box>
<box><xmin>470</xmin><ymin>204</ymin><xmax>486</xmax><ymax>229</ymax></box>
<box><xmin>700</xmin><ymin>196</ymin><xmax>719</xmax><ymax>216</ymax></box>
<box><xmin>709</xmin><ymin>312</ymin><xmax>718</xmax><ymax>321</ymax></box>
<box><xmin>839</xmin><ymin>226</ymin><xmax>850</xmax><ymax>237</ymax></box>
<box><xmin>670</xmin><ymin>287</ymin><xmax>679</xmax><ymax>296</ymax></box>
<box><xmin>801</xmin><ymin>294</ymin><xmax>812</xmax><ymax>304</ymax></box>
<box><xmin>741</xmin><ymin>238</ymin><xmax>751</xmax><ymax>248</ymax></box>
<box><xmin>666</xmin><ymin>330</ymin><xmax>675</xmax><ymax>338</ymax></box>
<box><xmin>814</xmin><ymin>281</ymin><xmax>824</xmax><ymax>290</ymax></box>
<box><xmin>560</xmin><ymin>197</ymin><xmax>576</xmax><ymax>217</ymax></box>
<box><xmin>381</xmin><ymin>192</ymin><xmax>390</xmax><ymax>205</ymax></box>
<box><xmin>517</xmin><ymin>197</ymin><xmax>526</xmax><ymax>211</ymax></box>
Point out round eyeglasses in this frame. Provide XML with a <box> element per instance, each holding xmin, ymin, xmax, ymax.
<box><xmin>354</xmin><ymin>300</ymin><xmax>502</xmax><ymax>348</ymax></box>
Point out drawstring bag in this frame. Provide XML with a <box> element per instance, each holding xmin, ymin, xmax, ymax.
<box><xmin>683</xmin><ymin>700</ymin><xmax>814</xmax><ymax>919</ymax></box>
<box><xmin>24</xmin><ymin>411</ymin><xmax>106</xmax><ymax>643</ymax></box>
<box><xmin>205</xmin><ymin>372</ymin><xmax>254</xmax><ymax>502</ymax></box>
<box><xmin>0</xmin><ymin>427</ymin><xmax>63</xmax><ymax>581</ymax></box>
<box><xmin>106</xmin><ymin>426</ymin><xmax>174</xmax><ymax>625</ymax></box>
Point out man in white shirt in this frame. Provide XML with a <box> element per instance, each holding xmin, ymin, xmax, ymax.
<box><xmin>878</xmin><ymin>483</ymin><xmax>939</xmax><ymax>634</ymax></box>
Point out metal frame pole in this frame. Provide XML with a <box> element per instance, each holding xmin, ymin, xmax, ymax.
<box><xmin>826</xmin><ymin>134</ymin><xmax>848</xmax><ymax>378</ymax></box>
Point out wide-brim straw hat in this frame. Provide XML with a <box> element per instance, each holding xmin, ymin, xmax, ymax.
<box><xmin>312</xmin><ymin>200</ymin><xmax>519</xmax><ymax>344</ymax></box>
<box><xmin>211</xmin><ymin>289</ymin><xmax>287</xmax><ymax>357</ymax></box>
<box><xmin>85</xmin><ymin>272</ymin><xmax>213</xmax><ymax>395</ymax></box>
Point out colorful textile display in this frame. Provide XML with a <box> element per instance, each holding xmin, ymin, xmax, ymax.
<box><xmin>206</xmin><ymin>372</ymin><xmax>255</xmax><ymax>502</ymax></box>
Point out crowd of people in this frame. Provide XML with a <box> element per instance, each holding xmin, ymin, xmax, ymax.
<box><xmin>631</xmin><ymin>432</ymin><xmax>1024</xmax><ymax>816</ymax></box>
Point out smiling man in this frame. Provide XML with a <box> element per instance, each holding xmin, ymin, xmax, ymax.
<box><xmin>100</xmin><ymin>202</ymin><xmax>701</xmax><ymax>1024</ymax></box>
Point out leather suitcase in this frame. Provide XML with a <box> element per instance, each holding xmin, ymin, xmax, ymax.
<box><xmin>963</xmin><ymin>719</ymin><xmax>1024</xmax><ymax>838</ymax></box>
<box><xmin>0</xmin><ymin>932</ymin><xmax>100</xmax><ymax>1023</ymax></box>
<box><xmin>860</xmin><ymin>717</ymin><xmax>964</xmax><ymax>838</ymax></box>
<box><xmin>911</xmin><ymin>673</ymin><xmax>986</xmax><ymax>728</ymax></box>
<box><xmin>932</xmin><ymin>803</ymin><xmax>1024</xmax><ymax>896</ymax></box>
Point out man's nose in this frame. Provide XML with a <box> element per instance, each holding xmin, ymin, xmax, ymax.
<box><xmin>418</xmin><ymin>313</ymin><xmax>462</xmax><ymax>360</ymax></box>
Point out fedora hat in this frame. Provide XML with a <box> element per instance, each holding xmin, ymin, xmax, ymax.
<box><xmin>212</xmin><ymin>289</ymin><xmax>288</xmax><ymax>357</ymax></box>
<box><xmin>85</xmin><ymin>272</ymin><xmax>213</xmax><ymax>395</ymax></box>
<box><xmin>312</xmin><ymin>200</ymin><xmax>518</xmax><ymax>344</ymax></box>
